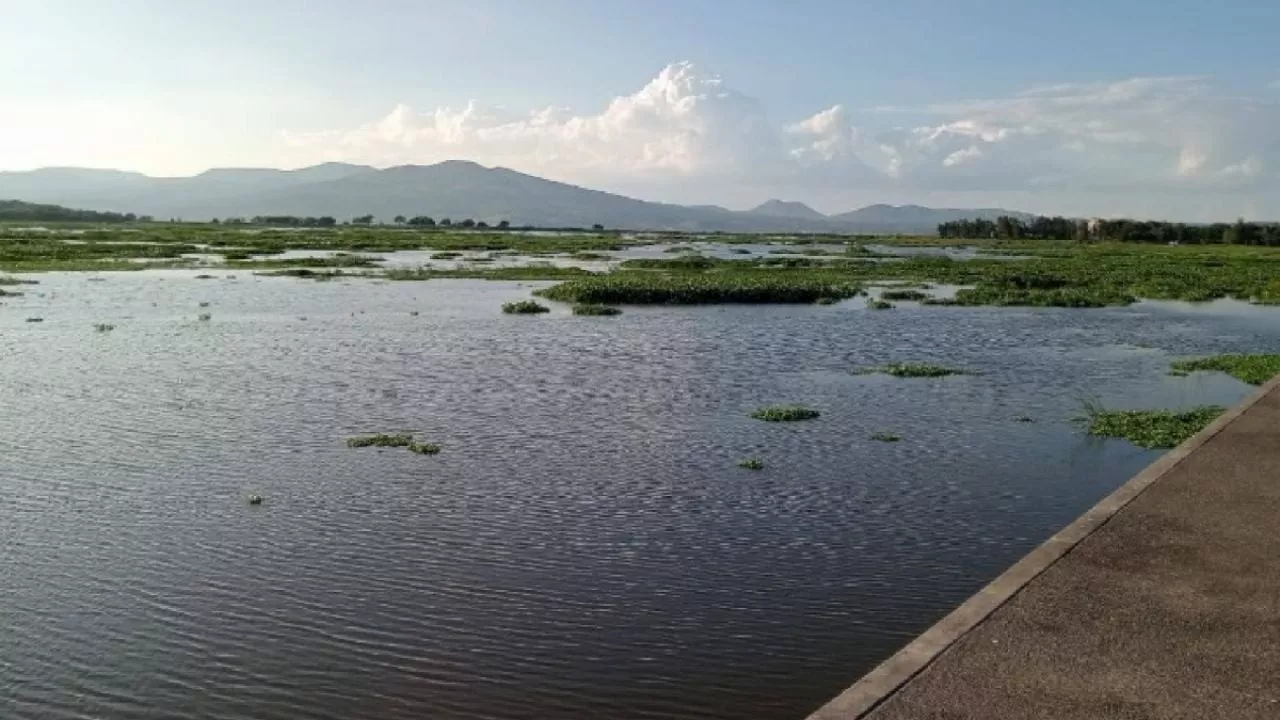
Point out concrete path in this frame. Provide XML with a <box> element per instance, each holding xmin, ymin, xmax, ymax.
<box><xmin>808</xmin><ymin>376</ymin><xmax>1280</xmax><ymax>720</ymax></box>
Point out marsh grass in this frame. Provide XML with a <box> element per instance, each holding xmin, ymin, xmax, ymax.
<box><xmin>1169</xmin><ymin>354</ymin><xmax>1280</xmax><ymax>386</ymax></box>
<box><xmin>870</xmin><ymin>432</ymin><xmax>901</xmax><ymax>442</ymax></box>
<box><xmin>750</xmin><ymin>405</ymin><xmax>820</xmax><ymax>422</ymax></box>
<box><xmin>502</xmin><ymin>300</ymin><xmax>551</xmax><ymax>314</ymax></box>
<box><xmin>854</xmin><ymin>363</ymin><xmax>973</xmax><ymax>378</ymax></box>
<box><xmin>1083</xmin><ymin>403</ymin><xmax>1224</xmax><ymax>448</ymax></box>
<box><xmin>737</xmin><ymin>458</ymin><xmax>765</xmax><ymax>470</ymax></box>
<box><xmin>571</xmin><ymin>303</ymin><xmax>622</xmax><ymax>316</ymax></box>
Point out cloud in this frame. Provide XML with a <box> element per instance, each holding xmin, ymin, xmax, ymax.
<box><xmin>282</xmin><ymin>63</ymin><xmax>1280</xmax><ymax>200</ymax></box>
<box><xmin>284</xmin><ymin>62</ymin><xmax>792</xmax><ymax>182</ymax></box>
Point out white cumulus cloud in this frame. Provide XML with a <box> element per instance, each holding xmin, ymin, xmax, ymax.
<box><xmin>282</xmin><ymin>63</ymin><xmax>1280</xmax><ymax>209</ymax></box>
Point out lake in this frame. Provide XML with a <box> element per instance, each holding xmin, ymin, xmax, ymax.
<box><xmin>2</xmin><ymin>269</ymin><xmax>1275</xmax><ymax>719</ymax></box>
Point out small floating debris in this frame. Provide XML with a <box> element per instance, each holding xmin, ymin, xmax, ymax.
<box><xmin>1014</xmin><ymin>416</ymin><xmax>1035</xmax><ymax>423</ymax></box>
<box><xmin>25</xmin><ymin>317</ymin><xmax>43</xmax><ymax>323</ymax></box>
<box><xmin>198</xmin><ymin>302</ymin><xmax>210</xmax><ymax>308</ymax></box>
<box><xmin>870</xmin><ymin>432</ymin><xmax>901</xmax><ymax>442</ymax></box>
<box><xmin>407</xmin><ymin>442</ymin><xmax>441</xmax><ymax>455</ymax></box>
<box><xmin>194</xmin><ymin>274</ymin><xmax>215</xmax><ymax>279</ymax></box>
<box><xmin>410</xmin><ymin>310</ymin><xmax>420</xmax><ymax>316</ymax></box>
<box><xmin>247</xmin><ymin>494</ymin><xmax>263</xmax><ymax>505</ymax></box>
<box><xmin>93</xmin><ymin>323</ymin><xmax>115</xmax><ymax>332</ymax></box>
<box><xmin>197</xmin><ymin>313</ymin><xmax>212</xmax><ymax>321</ymax></box>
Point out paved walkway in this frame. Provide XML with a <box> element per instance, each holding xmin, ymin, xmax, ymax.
<box><xmin>809</xmin><ymin>377</ymin><xmax>1280</xmax><ymax>720</ymax></box>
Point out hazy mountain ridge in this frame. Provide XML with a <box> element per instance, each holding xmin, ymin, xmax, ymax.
<box><xmin>0</xmin><ymin>161</ymin><xmax>1030</xmax><ymax>233</ymax></box>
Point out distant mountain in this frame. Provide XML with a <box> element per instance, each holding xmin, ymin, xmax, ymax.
<box><xmin>0</xmin><ymin>161</ymin><xmax>1030</xmax><ymax>233</ymax></box>
<box><xmin>748</xmin><ymin>199</ymin><xmax>827</xmax><ymax>221</ymax></box>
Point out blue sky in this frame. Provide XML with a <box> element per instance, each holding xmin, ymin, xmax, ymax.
<box><xmin>2</xmin><ymin>0</ymin><xmax>1279</xmax><ymax>219</ymax></box>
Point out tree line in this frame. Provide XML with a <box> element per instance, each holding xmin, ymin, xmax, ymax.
<box><xmin>938</xmin><ymin>215</ymin><xmax>1280</xmax><ymax>246</ymax></box>
<box><xmin>0</xmin><ymin>200</ymin><xmax>147</xmax><ymax>223</ymax></box>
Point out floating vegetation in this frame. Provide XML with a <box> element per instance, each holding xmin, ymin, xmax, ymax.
<box><xmin>194</xmin><ymin>274</ymin><xmax>216</xmax><ymax>279</ymax></box>
<box><xmin>1167</xmin><ymin>369</ymin><xmax>1190</xmax><ymax>377</ymax></box>
<box><xmin>870</xmin><ymin>432</ymin><xmax>901</xmax><ymax>442</ymax></box>
<box><xmin>866</xmin><ymin>299</ymin><xmax>895</xmax><ymax>310</ymax></box>
<box><xmin>197</xmin><ymin>313</ymin><xmax>212</xmax><ymax>321</ymax></box>
<box><xmin>347</xmin><ymin>432</ymin><xmax>414</xmax><ymax>448</ymax></box>
<box><xmin>569</xmin><ymin>251</ymin><xmax>611</xmax><ymax>260</ymax></box>
<box><xmin>502</xmin><ymin>300</ymin><xmax>551</xmax><ymax>314</ymax></box>
<box><xmin>25</xmin><ymin>317</ymin><xmax>44</xmax><ymax>323</ymax></box>
<box><xmin>620</xmin><ymin>255</ymin><xmax>718</xmax><ymax>271</ymax></box>
<box><xmin>384</xmin><ymin>265</ymin><xmax>592</xmax><ymax>281</ymax></box>
<box><xmin>750</xmin><ymin>405</ymin><xmax>820</xmax><ymax>422</ymax></box>
<box><xmin>537</xmin><ymin>272</ymin><xmax>863</xmax><ymax>305</ymax></box>
<box><xmin>814</xmin><ymin>296</ymin><xmax>840</xmax><ymax>305</ymax></box>
<box><xmin>410</xmin><ymin>310</ymin><xmax>420</xmax><ymax>316</ymax></box>
<box><xmin>1169</xmin><ymin>354</ymin><xmax>1280</xmax><ymax>386</ymax></box>
<box><xmin>259</xmin><ymin>268</ymin><xmax>352</xmax><ymax>280</ymax></box>
<box><xmin>879</xmin><ymin>289</ymin><xmax>930</xmax><ymax>301</ymax></box>
<box><xmin>198</xmin><ymin>301</ymin><xmax>210</xmax><ymax>307</ymax></box>
<box><xmin>737</xmin><ymin>458</ymin><xmax>765</xmax><ymax>470</ymax></box>
<box><xmin>407</xmin><ymin>441</ymin><xmax>442</xmax><ymax>455</ymax></box>
<box><xmin>93</xmin><ymin>323</ymin><xmax>115</xmax><ymax>332</ymax></box>
<box><xmin>729</xmin><ymin>248</ymin><xmax>753</xmax><ymax>255</ymax></box>
<box><xmin>571</xmin><ymin>303</ymin><xmax>622</xmax><ymax>316</ymax></box>
<box><xmin>0</xmin><ymin>288</ymin><xmax>22</xmax><ymax>297</ymax></box>
<box><xmin>247</xmin><ymin>494</ymin><xmax>263</xmax><ymax>505</ymax></box>
<box><xmin>855</xmin><ymin>362</ymin><xmax>973</xmax><ymax>378</ymax></box>
<box><xmin>1084</xmin><ymin>404</ymin><xmax>1225</xmax><ymax>448</ymax></box>
<box><xmin>431</xmin><ymin>251</ymin><xmax>463</xmax><ymax>259</ymax></box>
<box><xmin>1014</xmin><ymin>416</ymin><xmax>1035</xmax><ymax>423</ymax></box>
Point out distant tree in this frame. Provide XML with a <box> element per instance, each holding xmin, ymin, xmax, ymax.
<box><xmin>407</xmin><ymin>215</ymin><xmax>436</xmax><ymax>227</ymax></box>
<box><xmin>352</xmin><ymin>214</ymin><xmax>374</xmax><ymax>225</ymax></box>
<box><xmin>476</xmin><ymin>220</ymin><xmax>489</xmax><ymax>228</ymax></box>
<box><xmin>459</xmin><ymin>218</ymin><xmax>476</xmax><ymax>228</ymax></box>
<box><xmin>592</xmin><ymin>223</ymin><xmax>604</xmax><ymax>230</ymax></box>
<box><xmin>210</xmin><ymin>217</ymin><xmax>221</xmax><ymax>225</ymax></box>
<box><xmin>393</xmin><ymin>215</ymin><xmax>406</xmax><ymax>225</ymax></box>
<box><xmin>439</xmin><ymin>218</ymin><xmax>453</xmax><ymax>227</ymax></box>
<box><xmin>497</xmin><ymin>220</ymin><xmax>510</xmax><ymax>230</ymax></box>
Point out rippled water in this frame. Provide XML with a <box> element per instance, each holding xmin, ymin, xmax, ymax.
<box><xmin>2</xmin><ymin>270</ymin><xmax>1277</xmax><ymax>720</ymax></box>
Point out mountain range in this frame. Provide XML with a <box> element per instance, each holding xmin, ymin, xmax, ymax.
<box><xmin>0</xmin><ymin>161</ymin><xmax>1031</xmax><ymax>233</ymax></box>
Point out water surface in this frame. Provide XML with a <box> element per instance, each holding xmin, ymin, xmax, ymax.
<box><xmin>2</xmin><ymin>271</ymin><xmax>1275</xmax><ymax>719</ymax></box>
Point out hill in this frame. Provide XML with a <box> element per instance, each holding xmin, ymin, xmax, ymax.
<box><xmin>0</xmin><ymin>161</ymin><xmax>1030</xmax><ymax>233</ymax></box>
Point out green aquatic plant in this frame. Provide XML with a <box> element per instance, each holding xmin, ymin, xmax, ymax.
<box><xmin>814</xmin><ymin>296</ymin><xmax>840</xmax><ymax>305</ymax></box>
<box><xmin>569</xmin><ymin>251</ymin><xmax>612</xmax><ymax>260</ymax></box>
<box><xmin>346</xmin><ymin>432</ymin><xmax>415</xmax><ymax>448</ymax></box>
<box><xmin>866</xmin><ymin>299</ymin><xmax>895</xmax><ymax>310</ymax></box>
<box><xmin>1014</xmin><ymin>416</ymin><xmax>1035</xmax><ymax>423</ymax></box>
<box><xmin>1084</xmin><ymin>404</ymin><xmax>1225</xmax><ymax>449</ymax></box>
<box><xmin>571</xmin><ymin>303</ymin><xmax>622</xmax><ymax>316</ymax></box>
<box><xmin>737</xmin><ymin>458</ymin><xmax>765</xmax><ymax>470</ymax></box>
<box><xmin>25</xmin><ymin>317</ymin><xmax>43</xmax><ymax>323</ymax></box>
<box><xmin>536</xmin><ymin>272</ymin><xmax>863</xmax><ymax>305</ymax></box>
<box><xmin>93</xmin><ymin>323</ymin><xmax>115</xmax><ymax>332</ymax></box>
<box><xmin>502</xmin><ymin>300</ymin><xmax>551</xmax><ymax>314</ymax></box>
<box><xmin>197</xmin><ymin>313</ymin><xmax>212</xmax><ymax>321</ymax></box>
<box><xmin>750</xmin><ymin>405</ymin><xmax>820</xmax><ymax>422</ymax></box>
<box><xmin>407</xmin><ymin>441</ymin><xmax>442</xmax><ymax>455</ymax></box>
<box><xmin>0</xmin><ymin>288</ymin><xmax>23</xmax><ymax>297</ymax></box>
<box><xmin>854</xmin><ymin>363</ymin><xmax>973</xmax><ymax>378</ymax></box>
<box><xmin>1169</xmin><ymin>354</ymin><xmax>1280</xmax><ymax>386</ymax></box>
<box><xmin>870</xmin><ymin>432</ymin><xmax>901</xmax><ymax>442</ymax></box>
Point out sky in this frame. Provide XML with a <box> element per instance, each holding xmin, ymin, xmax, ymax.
<box><xmin>2</xmin><ymin>0</ymin><xmax>1279</xmax><ymax>220</ymax></box>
